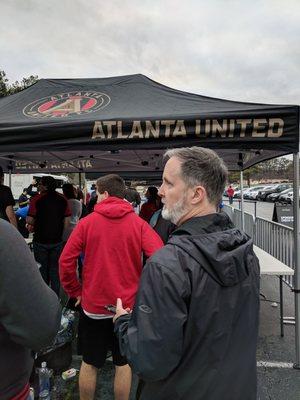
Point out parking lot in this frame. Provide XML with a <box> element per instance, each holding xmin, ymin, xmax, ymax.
<box><xmin>224</xmin><ymin>198</ymin><xmax>275</xmax><ymax>220</ymax></box>
<box><xmin>221</xmin><ymin>197</ymin><xmax>300</xmax><ymax>399</ymax></box>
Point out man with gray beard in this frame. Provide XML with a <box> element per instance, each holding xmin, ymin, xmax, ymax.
<box><xmin>114</xmin><ymin>146</ymin><xmax>260</xmax><ymax>400</ymax></box>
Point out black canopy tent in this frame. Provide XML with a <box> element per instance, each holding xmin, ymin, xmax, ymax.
<box><xmin>0</xmin><ymin>74</ymin><xmax>300</xmax><ymax>366</ymax></box>
<box><xmin>0</xmin><ymin>74</ymin><xmax>298</xmax><ymax>173</ymax></box>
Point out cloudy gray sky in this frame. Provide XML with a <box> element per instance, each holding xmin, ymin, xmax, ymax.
<box><xmin>1</xmin><ymin>0</ymin><xmax>299</xmax><ymax>104</ymax></box>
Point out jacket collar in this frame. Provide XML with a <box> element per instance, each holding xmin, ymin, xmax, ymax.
<box><xmin>172</xmin><ymin>212</ymin><xmax>234</xmax><ymax>236</ymax></box>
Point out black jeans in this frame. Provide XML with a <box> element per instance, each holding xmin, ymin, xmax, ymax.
<box><xmin>136</xmin><ymin>379</ymin><xmax>145</xmax><ymax>399</ymax></box>
<box><xmin>33</xmin><ymin>241</ymin><xmax>63</xmax><ymax>296</ymax></box>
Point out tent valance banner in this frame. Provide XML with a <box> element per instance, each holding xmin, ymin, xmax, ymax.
<box><xmin>0</xmin><ymin>74</ymin><xmax>299</xmax><ymax>173</ymax></box>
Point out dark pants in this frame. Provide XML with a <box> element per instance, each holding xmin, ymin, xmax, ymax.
<box><xmin>229</xmin><ymin>196</ymin><xmax>233</xmax><ymax>205</ymax></box>
<box><xmin>136</xmin><ymin>379</ymin><xmax>145</xmax><ymax>399</ymax></box>
<box><xmin>33</xmin><ymin>241</ymin><xmax>63</xmax><ymax>296</ymax></box>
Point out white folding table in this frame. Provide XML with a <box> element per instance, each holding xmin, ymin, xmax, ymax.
<box><xmin>254</xmin><ymin>245</ymin><xmax>294</xmax><ymax>336</ymax></box>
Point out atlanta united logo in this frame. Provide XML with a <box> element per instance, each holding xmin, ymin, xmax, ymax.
<box><xmin>23</xmin><ymin>91</ymin><xmax>111</xmax><ymax>118</ymax></box>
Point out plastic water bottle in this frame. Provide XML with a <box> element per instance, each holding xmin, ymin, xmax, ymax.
<box><xmin>38</xmin><ymin>362</ymin><xmax>52</xmax><ymax>399</ymax></box>
<box><xmin>28</xmin><ymin>387</ymin><xmax>34</xmax><ymax>400</ymax></box>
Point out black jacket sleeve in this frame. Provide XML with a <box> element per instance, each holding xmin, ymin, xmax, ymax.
<box><xmin>115</xmin><ymin>260</ymin><xmax>188</xmax><ymax>381</ymax></box>
<box><xmin>0</xmin><ymin>220</ymin><xmax>61</xmax><ymax>351</ymax></box>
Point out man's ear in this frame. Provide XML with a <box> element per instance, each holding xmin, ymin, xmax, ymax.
<box><xmin>103</xmin><ymin>191</ymin><xmax>109</xmax><ymax>199</ymax></box>
<box><xmin>191</xmin><ymin>186</ymin><xmax>206</xmax><ymax>205</ymax></box>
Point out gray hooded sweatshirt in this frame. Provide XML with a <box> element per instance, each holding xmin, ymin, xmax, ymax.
<box><xmin>0</xmin><ymin>219</ymin><xmax>61</xmax><ymax>399</ymax></box>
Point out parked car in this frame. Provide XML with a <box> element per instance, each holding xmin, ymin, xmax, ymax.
<box><xmin>277</xmin><ymin>188</ymin><xmax>293</xmax><ymax>203</ymax></box>
<box><xmin>248</xmin><ymin>186</ymin><xmax>269</xmax><ymax>200</ymax></box>
<box><xmin>233</xmin><ymin>186</ymin><xmax>249</xmax><ymax>199</ymax></box>
<box><xmin>257</xmin><ymin>183</ymin><xmax>292</xmax><ymax>201</ymax></box>
<box><xmin>243</xmin><ymin>186</ymin><xmax>266</xmax><ymax>200</ymax></box>
<box><xmin>280</xmin><ymin>189</ymin><xmax>300</xmax><ymax>204</ymax></box>
<box><xmin>286</xmin><ymin>192</ymin><xmax>293</xmax><ymax>204</ymax></box>
<box><xmin>268</xmin><ymin>188</ymin><xmax>293</xmax><ymax>202</ymax></box>
<box><xmin>252</xmin><ymin>185</ymin><xmax>273</xmax><ymax>200</ymax></box>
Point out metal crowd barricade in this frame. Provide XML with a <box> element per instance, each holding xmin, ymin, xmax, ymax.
<box><xmin>255</xmin><ymin>217</ymin><xmax>294</xmax><ymax>288</ymax></box>
<box><xmin>223</xmin><ymin>204</ymin><xmax>294</xmax><ymax>289</ymax></box>
<box><xmin>223</xmin><ymin>205</ymin><xmax>255</xmax><ymax>239</ymax></box>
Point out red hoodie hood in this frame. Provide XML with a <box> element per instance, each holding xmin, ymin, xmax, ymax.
<box><xmin>94</xmin><ymin>197</ymin><xmax>134</xmax><ymax>219</ymax></box>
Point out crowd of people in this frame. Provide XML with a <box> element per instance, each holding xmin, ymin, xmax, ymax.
<box><xmin>0</xmin><ymin>147</ymin><xmax>260</xmax><ymax>400</ymax></box>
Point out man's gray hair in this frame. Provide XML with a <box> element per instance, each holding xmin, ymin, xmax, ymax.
<box><xmin>164</xmin><ymin>147</ymin><xmax>228</xmax><ymax>205</ymax></box>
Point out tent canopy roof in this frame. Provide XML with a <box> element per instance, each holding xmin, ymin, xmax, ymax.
<box><xmin>0</xmin><ymin>74</ymin><xmax>298</xmax><ymax>174</ymax></box>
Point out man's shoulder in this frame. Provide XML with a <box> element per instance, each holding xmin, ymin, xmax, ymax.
<box><xmin>145</xmin><ymin>243</ymin><xmax>189</xmax><ymax>284</ymax></box>
<box><xmin>30</xmin><ymin>192</ymin><xmax>46</xmax><ymax>204</ymax></box>
<box><xmin>0</xmin><ymin>184</ymin><xmax>12</xmax><ymax>193</ymax></box>
<box><xmin>148</xmin><ymin>242</ymin><xmax>180</xmax><ymax>266</ymax></box>
<box><xmin>44</xmin><ymin>191</ymin><xmax>68</xmax><ymax>206</ymax></box>
<box><xmin>53</xmin><ymin>191</ymin><xmax>68</xmax><ymax>201</ymax></box>
<box><xmin>131</xmin><ymin>213</ymin><xmax>161</xmax><ymax>235</ymax></box>
<box><xmin>0</xmin><ymin>217</ymin><xmax>12</xmax><ymax>232</ymax></box>
<box><xmin>76</xmin><ymin>210</ymin><xmax>100</xmax><ymax>226</ymax></box>
<box><xmin>124</xmin><ymin>210</ymin><xmax>147</xmax><ymax>225</ymax></box>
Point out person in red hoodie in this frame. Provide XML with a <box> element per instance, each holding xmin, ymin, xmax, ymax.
<box><xmin>226</xmin><ymin>184</ymin><xmax>235</xmax><ymax>205</ymax></box>
<box><xmin>59</xmin><ymin>174</ymin><xmax>163</xmax><ymax>400</ymax></box>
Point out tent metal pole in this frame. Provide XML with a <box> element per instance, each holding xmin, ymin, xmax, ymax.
<box><xmin>293</xmin><ymin>151</ymin><xmax>300</xmax><ymax>369</ymax></box>
<box><xmin>7</xmin><ymin>158</ymin><xmax>14</xmax><ymax>188</ymax></box>
<box><xmin>79</xmin><ymin>172</ymin><xmax>82</xmax><ymax>189</ymax></box>
<box><xmin>8</xmin><ymin>168</ymin><xmax>12</xmax><ymax>188</ymax></box>
<box><xmin>240</xmin><ymin>170</ymin><xmax>244</xmax><ymax>230</ymax></box>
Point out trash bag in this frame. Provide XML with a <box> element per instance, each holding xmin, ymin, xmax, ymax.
<box><xmin>35</xmin><ymin>308</ymin><xmax>76</xmax><ymax>373</ymax></box>
<box><xmin>35</xmin><ymin>342</ymin><xmax>73</xmax><ymax>373</ymax></box>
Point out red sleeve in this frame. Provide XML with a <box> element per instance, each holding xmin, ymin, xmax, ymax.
<box><xmin>27</xmin><ymin>193</ymin><xmax>42</xmax><ymax>217</ymax></box>
<box><xmin>59</xmin><ymin>221</ymin><xmax>84</xmax><ymax>297</ymax></box>
<box><xmin>141</xmin><ymin>221</ymin><xmax>164</xmax><ymax>257</ymax></box>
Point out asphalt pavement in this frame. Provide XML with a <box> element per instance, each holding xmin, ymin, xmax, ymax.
<box><xmin>228</xmin><ymin>199</ymin><xmax>300</xmax><ymax>399</ymax></box>
<box><xmin>226</xmin><ymin>198</ymin><xmax>274</xmax><ymax>220</ymax></box>
<box><xmin>257</xmin><ymin>275</ymin><xmax>300</xmax><ymax>399</ymax></box>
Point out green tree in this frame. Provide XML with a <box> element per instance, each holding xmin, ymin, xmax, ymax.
<box><xmin>243</xmin><ymin>165</ymin><xmax>260</xmax><ymax>186</ymax></box>
<box><xmin>0</xmin><ymin>70</ymin><xmax>9</xmax><ymax>97</ymax></box>
<box><xmin>0</xmin><ymin>69</ymin><xmax>38</xmax><ymax>97</ymax></box>
<box><xmin>229</xmin><ymin>157</ymin><xmax>292</xmax><ymax>185</ymax></box>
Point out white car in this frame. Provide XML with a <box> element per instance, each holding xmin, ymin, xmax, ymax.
<box><xmin>243</xmin><ymin>186</ymin><xmax>266</xmax><ymax>200</ymax></box>
<box><xmin>248</xmin><ymin>186</ymin><xmax>269</xmax><ymax>200</ymax></box>
<box><xmin>269</xmin><ymin>188</ymin><xmax>293</xmax><ymax>202</ymax></box>
<box><xmin>281</xmin><ymin>189</ymin><xmax>300</xmax><ymax>204</ymax></box>
<box><xmin>233</xmin><ymin>186</ymin><xmax>249</xmax><ymax>198</ymax></box>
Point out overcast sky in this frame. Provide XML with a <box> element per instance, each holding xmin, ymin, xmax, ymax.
<box><xmin>1</xmin><ymin>0</ymin><xmax>299</xmax><ymax>104</ymax></box>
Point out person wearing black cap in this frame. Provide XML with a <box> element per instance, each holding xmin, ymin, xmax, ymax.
<box><xmin>0</xmin><ymin>166</ymin><xmax>17</xmax><ymax>228</ymax></box>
